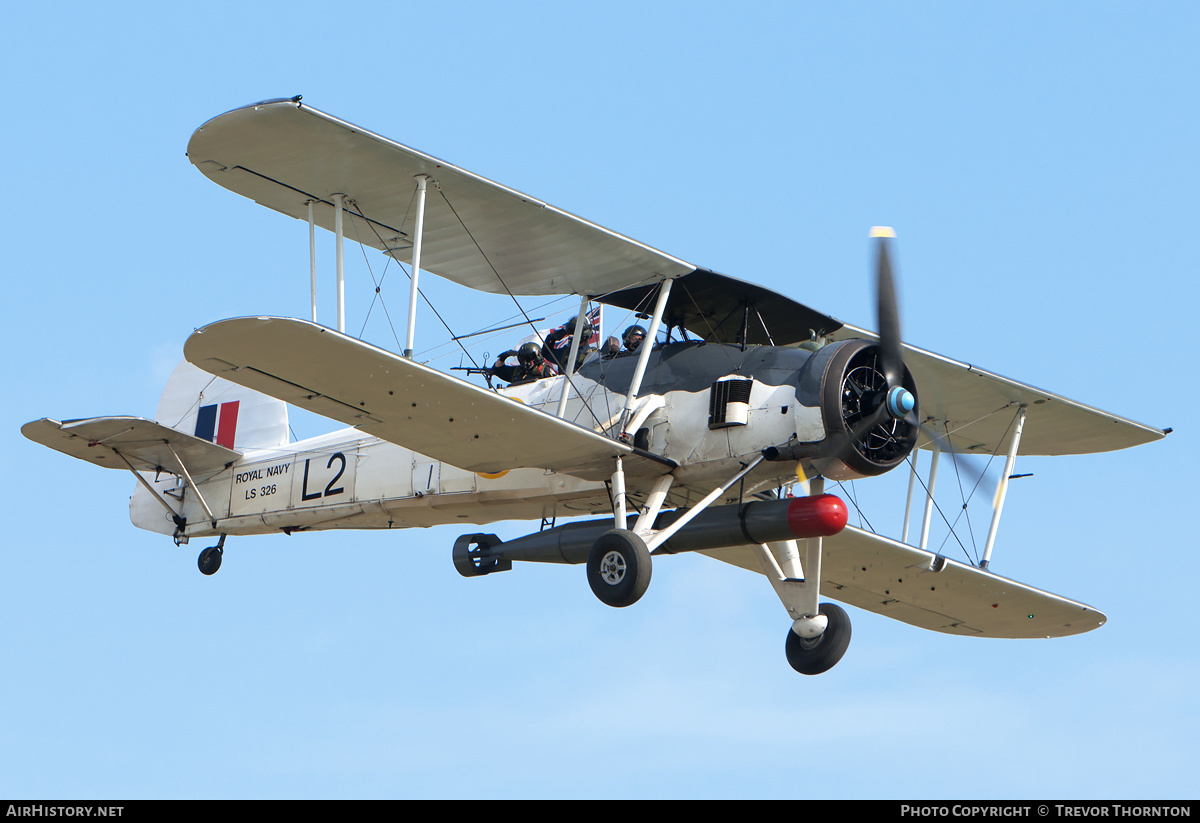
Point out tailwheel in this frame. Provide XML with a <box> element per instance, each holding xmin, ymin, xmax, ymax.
<box><xmin>197</xmin><ymin>546</ymin><xmax>222</xmax><ymax>575</ymax></box>
<box><xmin>785</xmin><ymin>603</ymin><xmax>851</xmax><ymax>675</ymax></box>
<box><xmin>197</xmin><ymin>535</ymin><xmax>226</xmax><ymax>576</ymax></box>
<box><xmin>586</xmin><ymin>529</ymin><xmax>652</xmax><ymax>608</ymax></box>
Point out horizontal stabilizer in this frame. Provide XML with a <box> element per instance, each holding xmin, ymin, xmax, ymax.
<box><xmin>702</xmin><ymin>525</ymin><xmax>1105</xmax><ymax>638</ymax></box>
<box><xmin>184</xmin><ymin>316</ymin><xmax>653</xmax><ymax>479</ymax></box>
<box><xmin>22</xmin><ymin>416</ymin><xmax>240</xmax><ymax>476</ymax></box>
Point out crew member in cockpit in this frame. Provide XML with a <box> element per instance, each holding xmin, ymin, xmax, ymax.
<box><xmin>603</xmin><ymin>324</ymin><xmax>647</xmax><ymax>358</ymax></box>
<box><xmin>622</xmin><ymin>325</ymin><xmax>646</xmax><ymax>352</ymax></box>
<box><xmin>491</xmin><ymin>342</ymin><xmax>558</xmax><ymax>385</ymax></box>
<box><xmin>542</xmin><ymin>315</ymin><xmax>596</xmax><ymax>372</ymax></box>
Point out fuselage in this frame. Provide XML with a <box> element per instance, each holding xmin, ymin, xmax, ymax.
<box><xmin>134</xmin><ymin>341</ymin><xmax>854</xmax><ymax>539</ymax></box>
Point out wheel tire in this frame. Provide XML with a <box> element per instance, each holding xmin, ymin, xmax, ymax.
<box><xmin>586</xmin><ymin>529</ymin><xmax>652</xmax><ymax>608</ymax></box>
<box><xmin>197</xmin><ymin>546</ymin><xmax>223</xmax><ymax>576</ymax></box>
<box><xmin>785</xmin><ymin>603</ymin><xmax>852</xmax><ymax>675</ymax></box>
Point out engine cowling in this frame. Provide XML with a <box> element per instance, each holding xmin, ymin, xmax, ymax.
<box><xmin>767</xmin><ymin>339</ymin><xmax>920</xmax><ymax>480</ymax></box>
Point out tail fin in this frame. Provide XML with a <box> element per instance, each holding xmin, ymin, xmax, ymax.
<box><xmin>130</xmin><ymin>359</ymin><xmax>289</xmax><ymax>536</ymax></box>
<box><xmin>154</xmin><ymin>359</ymin><xmax>289</xmax><ymax>451</ymax></box>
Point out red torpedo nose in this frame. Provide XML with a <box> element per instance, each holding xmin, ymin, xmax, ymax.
<box><xmin>786</xmin><ymin>494</ymin><xmax>849</xmax><ymax>538</ymax></box>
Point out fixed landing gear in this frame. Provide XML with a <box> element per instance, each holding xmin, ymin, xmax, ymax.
<box><xmin>586</xmin><ymin>529</ymin><xmax>652</xmax><ymax>608</ymax></box>
<box><xmin>785</xmin><ymin>603</ymin><xmax>852</xmax><ymax>675</ymax></box>
<box><xmin>197</xmin><ymin>534</ymin><xmax>226</xmax><ymax>576</ymax></box>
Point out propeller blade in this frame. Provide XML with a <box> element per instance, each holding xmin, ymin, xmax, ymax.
<box><xmin>917</xmin><ymin>423</ymin><xmax>996</xmax><ymax>498</ymax></box>
<box><xmin>871</xmin><ymin>226</ymin><xmax>904</xmax><ymax>389</ymax></box>
<box><xmin>813</xmin><ymin>400</ymin><xmax>889</xmax><ymax>477</ymax></box>
<box><xmin>793</xmin><ymin>461</ymin><xmax>812</xmax><ymax>497</ymax></box>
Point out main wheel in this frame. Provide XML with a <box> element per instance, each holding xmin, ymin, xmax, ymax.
<box><xmin>197</xmin><ymin>546</ymin><xmax>223</xmax><ymax>576</ymax></box>
<box><xmin>586</xmin><ymin>529</ymin><xmax>652</xmax><ymax>608</ymax></box>
<box><xmin>785</xmin><ymin>603</ymin><xmax>851</xmax><ymax>675</ymax></box>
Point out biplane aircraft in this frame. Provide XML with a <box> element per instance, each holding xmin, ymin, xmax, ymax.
<box><xmin>22</xmin><ymin>97</ymin><xmax>1169</xmax><ymax>675</ymax></box>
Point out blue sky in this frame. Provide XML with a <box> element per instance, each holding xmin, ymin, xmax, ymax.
<box><xmin>2</xmin><ymin>1</ymin><xmax>1195</xmax><ymax>799</ymax></box>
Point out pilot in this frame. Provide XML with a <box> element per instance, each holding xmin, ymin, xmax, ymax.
<box><xmin>622</xmin><ymin>324</ymin><xmax>646</xmax><ymax>352</ymax></box>
<box><xmin>542</xmin><ymin>315</ymin><xmax>595</xmax><ymax>371</ymax></box>
<box><xmin>602</xmin><ymin>324</ymin><xmax>647</xmax><ymax>359</ymax></box>
<box><xmin>491</xmin><ymin>342</ymin><xmax>558</xmax><ymax>385</ymax></box>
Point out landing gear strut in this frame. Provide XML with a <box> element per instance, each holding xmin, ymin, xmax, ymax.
<box><xmin>586</xmin><ymin>529</ymin><xmax>652</xmax><ymax>608</ymax></box>
<box><xmin>785</xmin><ymin>602</ymin><xmax>851</xmax><ymax>675</ymax></box>
<box><xmin>197</xmin><ymin>534</ymin><xmax>226</xmax><ymax>576</ymax></box>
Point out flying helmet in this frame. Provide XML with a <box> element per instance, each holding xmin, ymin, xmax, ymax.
<box><xmin>622</xmin><ymin>324</ymin><xmax>647</xmax><ymax>348</ymax></box>
<box><xmin>563</xmin><ymin>315</ymin><xmax>594</xmax><ymax>339</ymax></box>
<box><xmin>517</xmin><ymin>342</ymin><xmax>544</xmax><ymax>366</ymax></box>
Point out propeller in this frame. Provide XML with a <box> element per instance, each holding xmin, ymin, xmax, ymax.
<box><xmin>873</xmin><ymin>229</ymin><xmax>903</xmax><ymax>383</ymax></box>
<box><xmin>840</xmin><ymin>228</ymin><xmax>917</xmax><ymax>447</ymax></box>
<box><xmin>869</xmin><ymin>226</ymin><xmax>917</xmax><ymax>424</ymax></box>
<box><xmin>800</xmin><ymin>229</ymin><xmax>1002</xmax><ymax>517</ymax></box>
<box><xmin>870</xmin><ymin>234</ymin><xmax>996</xmax><ymax>493</ymax></box>
<box><xmin>871</xmin><ymin>231</ymin><xmax>1001</xmax><ymax>497</ymax></box>
<box><xmin>803</xmin><ymin>227</ymin><xmax>920</xmax><ymax>480</ymax></box>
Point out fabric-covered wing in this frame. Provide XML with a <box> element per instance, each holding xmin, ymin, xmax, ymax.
<box><xmin>183</xmin><ymin>316</ymin><xmax>663</xmax><ymax>480</ymax></box>
<box><xmin>831</xmin><ymin>323</ymin><xmax>1167</xmax><ymax>456</ymax></box>
<box><xmin>701</xmin><ymin>526</ymin><xmax>1105</xmax><ymax>639</ymax></box>
<box><xmin>22</xmin><ymin>417</ymin><xmax>240</xmax><ymax>475</ymax></box>
<box><xmin>187</xmin><ymin>98</ymin><xmax>695</xmax><ymax>297</ymax></box>
<box><xmin>188</xmin><ymin>101</ymin><xmax>1163</xmax><ymax>459</ymax></box>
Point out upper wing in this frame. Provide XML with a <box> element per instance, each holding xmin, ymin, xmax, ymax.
<box><xmin>701</xmin><ymin>526</ymin><xmax>1105</xmax><ymax>639</ymax></box>
<box><xmin>188</xmin><ymin>101</ymin><xmax>843</xmax><ymax>345</ymax></box>
<box><xmin>183</xmin><ymin>316</ymin><xmax>668</xmax><ymax>480</ymax></box>
<box><xmin>187</xmin><ymin>98</ymin><xmax>695</xmax><ymax>297</ymax></box>
<box><xmin>22</xmin><ymin>417</ymin><xmax>240</xmax><ymax>475</ymax></box>
<box><xmin>831</xmin><ymin>323</ymin><xmax>1167</xmax><ymax>456</ymax></box>
<box><xmin>187</xmin><ymin>100</ymin><xmax>1164</xmax><ymax>457</ymax></box>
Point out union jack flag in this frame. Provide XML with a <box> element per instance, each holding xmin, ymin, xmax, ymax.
<box><xmin>550</xmin><ymin>306</ymin><xmax>602</xmax><ymax>352</ymax></box>
<box><xmin>520</xmin><ymin>305</ymin><xmax>603</xmax><ymax>351</ymax></box>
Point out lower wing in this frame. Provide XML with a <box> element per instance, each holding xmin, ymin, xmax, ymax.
<box><xmin>184</xmin><ymin>316</ymin><xmax>670</xmax><ymax>481</ymax></box>
<box><xmin>701</xmin><ymin>526</ymin><xmax>1105</xmax><ymax>638</ymax></box>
